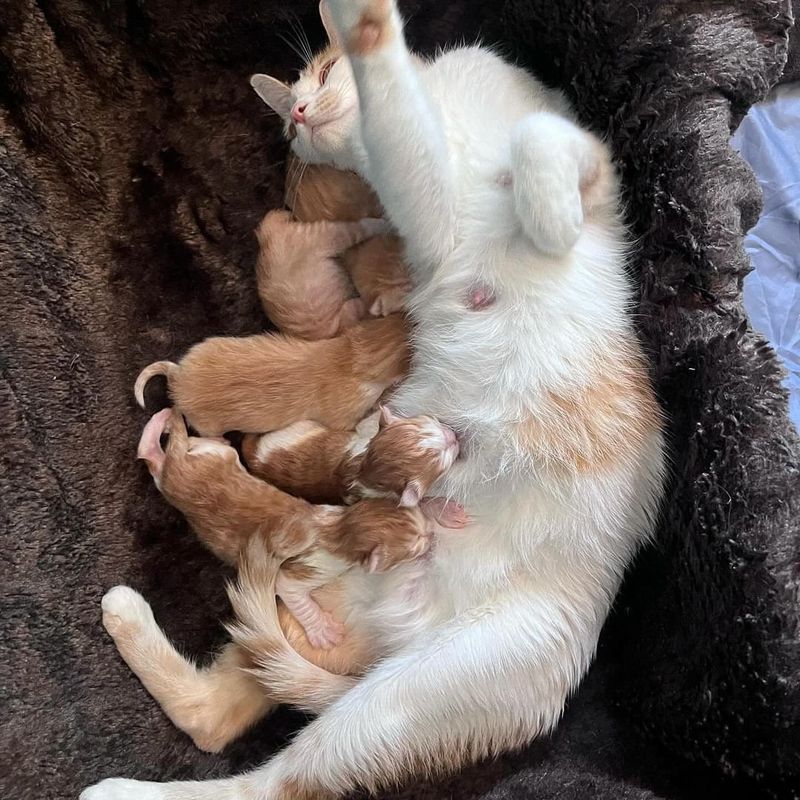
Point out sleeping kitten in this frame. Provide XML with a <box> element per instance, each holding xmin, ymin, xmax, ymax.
<box><xmin>84</xmin><ymin>0</ymin><xmax>666</xmax><ymax>797</ymax></box>
<box><xmin>255</xmin><ymin>209</ymin><xmax>386</xmax><ymax>339</ymax></box>
<box><xmin>283</xmin><ymin>154</ymin><xmax>412</xmax><ymax>317</ymax></box>
<box><xmin>133</xmin><ymin>313</ymin><xmax>410</xmax><ymax>435</ymax></box>
<box><xmin>137</xmin><ymin>407</ymin><xmax>443</xmax><ymax>647</ymax></box>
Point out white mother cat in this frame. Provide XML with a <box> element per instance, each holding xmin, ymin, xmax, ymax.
<box><xmin>83</xmin><ymin>0</ymin><xmax>665</xmax><ymax>797</ymax></box>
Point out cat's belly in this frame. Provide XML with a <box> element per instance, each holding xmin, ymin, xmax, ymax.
<box><xmin>346</xmin><ymin>516</ymin><xmax>523</xmax><ymax>652</ymax></box>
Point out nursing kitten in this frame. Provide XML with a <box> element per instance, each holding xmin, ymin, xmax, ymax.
<box><xmin>133</xmin><ymin>313</ymin><xmax>410</xmax><ymax>435</ymax></box>
<box><xmin>241</xmin><ymin>405</ymin><xmax>462</xmax><ymax>512</ymax></box>
<box><xmin>255</xmin><ymin>209</ymin><xmax>386</xmax><ymax>339</ymax></box>
<box><xmin>85</xmin><ymin>1</ymin><xmax>665</xmax><ymax>797</ymax></box>
<box><xmin>284</xmin><ymin>154</ymin><xmax>411</xmax><ymax>317</ymax></box>
<box><xmin>137</xmin><ymin>407</ymin><xmax>441</xmax><ymax>647</ymax></box>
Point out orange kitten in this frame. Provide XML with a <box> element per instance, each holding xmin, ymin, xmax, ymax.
<box><xmin>285</xmin><ymin>154</ymin><xmax>412</xmax><ymax>317</ymax></box>
<box><xmin>255</xmin><ymin>209</ymin><xmax>386</xmax><ymax>339</ymax></box>
<box><xmin>137</xmin><ymin>407</ymin><xmax>435</xmax><ymax>648</ymax></box>
<box><xmin>133</xmin><ymin>314</ymin><xmax>410</xmax><ymax>436</ymax></box>
<box><xmin>242</xmin><ymin>406</ymin><xmax>465</xmax><ymax>522</ymax></box>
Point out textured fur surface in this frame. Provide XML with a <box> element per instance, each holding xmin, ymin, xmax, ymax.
<box><xmin>1</xmin><ymin>2</ymin><xmax>799</xmax><ymax>800</ymax></box>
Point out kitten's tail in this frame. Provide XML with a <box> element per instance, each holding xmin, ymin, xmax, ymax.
<box><xmin>226</xmin><ymin>538</ymin><xmax>358</xmax><ymax>714</ymax></box>
<box><xmin>134</xmin><ymin>360</ymin><xmax>178</xmax><ymax>408</ymax></box>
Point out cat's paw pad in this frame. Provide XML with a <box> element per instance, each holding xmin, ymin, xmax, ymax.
<box><xmin>80</xmin><ymin>778</ymin><xmax>166</xmax><ymax>800</ymax></box>
<box><xmin>101</xmin><ymin>586</ymin><xmax>155</xmax><ymax>639</ymax></box>
<box><xmin>327</xmin><ymin>0</ymin><xmax>395</xmax><ymax>56</ymax></box>
<box><xmin>305</xmin><ymin>611</ymin><xmax>347</xmax><ymax>650</ymax></box>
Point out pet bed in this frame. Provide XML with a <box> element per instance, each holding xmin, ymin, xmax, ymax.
<box><xmin>1</xmin><ymin>1</ymin><xmax>799</xmax><ymax>798</ymax></box>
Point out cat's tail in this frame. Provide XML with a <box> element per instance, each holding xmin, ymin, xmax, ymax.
<box><xmin>134</xmin><ymin>360</ymin><xmax>178</xmax><ymax>408</ymax></box>
<box><xmin>226</xmin><ymin>537</ymin><xmax>358</xmax><ymax>715</ymax></box>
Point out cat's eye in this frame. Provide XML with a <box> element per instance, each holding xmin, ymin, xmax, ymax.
<box><xmin>319</xmin><ymin>59</ymin><xmax>337</xmax><ymax>85</ymax></box>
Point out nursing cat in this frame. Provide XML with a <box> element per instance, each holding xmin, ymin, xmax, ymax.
<box><xmin>83</xmin><ymin>1</ymin><xmax>665</xmax><ymax>798</ymax></box>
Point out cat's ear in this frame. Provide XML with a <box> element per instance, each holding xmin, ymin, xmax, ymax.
<box><xmin>319</xmin><ymin>0</ymin><xmax>342</xmax><ymax>48</ymax></box>
<box><xmin>378</xmin><ymin>405</ymin><xmax>402</xmax><ymax>429</ymax></box>
<box><xmin>399</xmin><ymin>479</ymin><xmax>424</xmax><ymax>508</ymax></box>
<box><xmin>250</xmin><ymin>74</ymin><xmax>293</xmax><ymax>119</ymax></box>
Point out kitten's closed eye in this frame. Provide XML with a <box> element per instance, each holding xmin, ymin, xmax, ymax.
<box><xmin>319</xmin><ymin>59</ymin><xmax>337</xmax><ymax>85</ymax></box>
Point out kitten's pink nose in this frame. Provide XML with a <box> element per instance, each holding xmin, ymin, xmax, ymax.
<box><xmin>443</xmin><ymin>426</ymin><xmax>458</xmax><ymax>447</ymax></box>
<box><xmin>291</xmin><ymin>103</ymin><xmax>307</xmax><ymax>124</ymax></box>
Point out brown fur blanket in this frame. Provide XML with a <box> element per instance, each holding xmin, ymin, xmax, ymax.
<box><xmin>1</xmin><ymin>1</ymin><xmax>799</xmax><ymax>798</ymax></box>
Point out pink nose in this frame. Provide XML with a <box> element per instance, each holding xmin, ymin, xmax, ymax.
<box><xmin>443</xmin><ymin>427</ymin><xmax>458</xmax><ymax>447</ymax></box>
<box><xmin>291</xmin><ymin>103</ymin><xmax>307</xmax><ymax>124</ymax></box>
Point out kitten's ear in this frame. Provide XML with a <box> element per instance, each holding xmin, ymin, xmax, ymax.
<box><xmin>378</xmin><ymin>405</ymin><xmax>402</xmax><ymax>429</ymax></box>
<box><xmin>319</xmin><ymin>0</ymin><xmax>342</xmax><ymax>48</ymax></box>
<box><xmin>250</xmin><ymin>74</ymin><xmax>293</xmax><ymax>119</ymax></box>
<box><xmin>399</xmin><ymin>480</ymin><xmax>424</xmax><ymax>508</ymax></box>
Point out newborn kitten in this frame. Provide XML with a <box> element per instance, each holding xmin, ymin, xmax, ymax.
<box><xmin>137</xmin><ymin>407</ymin><xmax>436</xmax><ymax>648</ymax></box>
<box><xmin>242</xmin><ymin>406</ymin><xmax>465</xmax><ymax>524</ymax></box>
<box><xmin>255</xmin><ymin>209</ymin><xmax>386</xmax><ymax>339</ymax></box>
<box><xmin>285</xmin><ymin>153</ymin><xmax>411</xmax><ymax>316</ymax></box>
<box><xmin>133</xmin><ymin>313</ymin><xmax>410</xmax><ymax>435</ymax></box>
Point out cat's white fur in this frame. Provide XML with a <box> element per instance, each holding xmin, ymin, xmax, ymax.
<box><xmin>82</xmin><ymin>0</ymin><xmax>665</xmax><ymax>797</ymax></box>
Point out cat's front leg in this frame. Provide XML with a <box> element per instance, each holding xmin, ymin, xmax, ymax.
<box><xmin>323</xmin><ymin>0</ymin><xmax>456</xmax><ymax>278</ymax></box>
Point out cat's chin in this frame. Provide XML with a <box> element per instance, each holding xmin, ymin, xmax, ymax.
<box><xmin>291</xmin><ymin>139</ymin><xmax>359</xmax><ymax>173</ymax></box>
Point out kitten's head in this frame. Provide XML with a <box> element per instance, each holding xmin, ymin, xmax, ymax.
<box><xmin>359</xmin><ymin>407</ymin><xmax>460</xmax><ymax>507</ymax></box>
<box><xmin>250</xmin><ymin>1</ymin><xmax>361</xmax><ymax>170</ymax></box>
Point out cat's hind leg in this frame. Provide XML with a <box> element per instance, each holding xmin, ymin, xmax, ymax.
<box><xmin>101</xmin><ymin>586</ymin><xmax>275</xmax><ymax>753</ymax></box>
<box><xmin>510</xmin><ymin>112</ymin><xmax>611</xmax><ymax>256</ymax></box>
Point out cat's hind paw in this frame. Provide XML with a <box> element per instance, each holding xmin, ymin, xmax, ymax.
<box><xmin>101</xmin><ymin>586</ymin><xmax>156</xmax><ymax>641</ymax></box>
<box><xmin>80</xmin><ymin>778</ymin><xmax>167</xmax><ymax>800</ymax></box>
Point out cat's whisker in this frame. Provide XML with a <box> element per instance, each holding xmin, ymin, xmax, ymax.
<box><xmin>276</xmin><ymin>29</ymin><xmax>310</xmax><ymax>67</ymax></box>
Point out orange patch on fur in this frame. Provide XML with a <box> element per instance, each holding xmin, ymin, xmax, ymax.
<box><xmin>277</xmin><ymin>779</ymin><xmax>335</xmax><ymax>800</ymax></box>
<box><xmin>516</xmin><ymin>339</ymin><xmax>662</xmax><ymax>473</ymax></box>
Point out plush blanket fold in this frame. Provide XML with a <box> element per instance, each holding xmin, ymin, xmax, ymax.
<box><xmin>1</xmin><ymin>1</ymin><xmax>798</xmax><ymax>798</ymax></box>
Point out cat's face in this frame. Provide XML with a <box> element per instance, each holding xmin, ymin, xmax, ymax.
<box><xmin>250</xmin><ymin>2</ymin><xmax>361</xmax><ymax>170</ymax></box>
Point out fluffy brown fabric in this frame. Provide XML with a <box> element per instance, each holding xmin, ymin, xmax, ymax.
<box><xmin>1</xmin><ymin>2</ymin><xmax>798</xmax><ymax>799</ymax></box>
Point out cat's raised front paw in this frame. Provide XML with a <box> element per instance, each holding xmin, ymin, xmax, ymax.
<box><xmin>80</xmin><ymin>778</ymin><xmax>166</xmax><ymax>800</ymax></box>
<box><xmin>325</xmin><ymin>0</ymin><xmax>396</xmax><ymax>56</ymax></box>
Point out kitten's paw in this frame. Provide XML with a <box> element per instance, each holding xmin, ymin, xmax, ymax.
<box><xmin>80</xmin><ymin>778</ymin><xmax>166</xmax><ymax>800</ymax></box>
<box><xmin>101</xmin><ymin>586</ymin><xmax>155</xmax><ymax>640</ymax></box>
<box><xmin>305</xmin><ymin>610</ymin><xmax>347</xmax><ymax>650</ymax></box>
<box><xmin>326</xmin><ymin>0</ymin><xmax>395</xmax><ymax>56</ymax></box>
<box><xmin>368</xmin><ymin>285</ymin><xmax>409</xmax><ymax>317</ymax></box>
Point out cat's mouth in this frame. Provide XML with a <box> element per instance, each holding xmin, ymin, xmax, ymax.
<box><xmin>308</xmin><ymin>107</ymin><xmax>354</xmax><ymax>142</ymax></box>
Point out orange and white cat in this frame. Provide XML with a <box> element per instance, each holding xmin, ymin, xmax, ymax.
<box><xmin>85</xmin><ymin>0</ymin><xmax>665</xmax><ymax>797</ymax></box>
